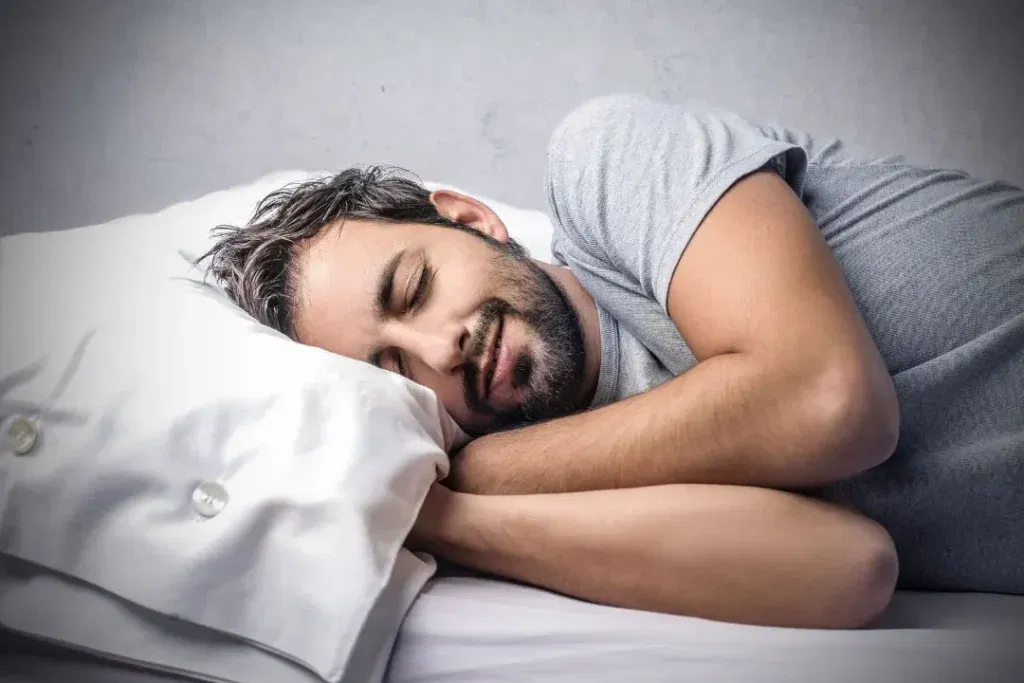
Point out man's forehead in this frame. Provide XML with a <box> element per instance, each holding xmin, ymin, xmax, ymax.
<box><xmin>301</xmin><ymin>220</ymin><xmax>412</xmax><ymax>282</ymax></box>
<box><xmin>292</xmin><ymin>221</ymin><xmax>389</xmax><ymax>346</ymax></box>
<box><xmin>310</xmin><ymin>217</ymin><xmax>405</xmax><ymax>253</ymax></box>
<box><xmin>292</xmin><ymin>220</ymin><xmax>430</xmax><ymax>348</ymax></box>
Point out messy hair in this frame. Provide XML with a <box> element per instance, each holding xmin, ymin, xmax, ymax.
<box><xmin>197</xmin><ymin>165</ymin><xmax>463</xmax><ymax>338</ymax></box>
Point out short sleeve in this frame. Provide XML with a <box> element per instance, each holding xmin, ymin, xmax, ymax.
<box><xmin>545</xmin><ymin>95</ymin><xmax>808</xmax><ymax>310</ymax></box>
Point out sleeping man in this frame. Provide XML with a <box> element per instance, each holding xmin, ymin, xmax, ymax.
<box><xmin>202</xmin><ymin>95</ymin><xmax>1023</xmax><ymax>629</ymax></box>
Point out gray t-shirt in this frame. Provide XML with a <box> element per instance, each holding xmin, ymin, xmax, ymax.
<box><xmin>544</xmin><ymin>94</ymin><xmax>1023</xmax><ymax>594</ymax></box>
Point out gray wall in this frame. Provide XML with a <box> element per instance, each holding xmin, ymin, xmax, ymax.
<box><xmin>2</xmin><ymin>0</ymin><xmax>1022</xmax><ymax>237</ymax></box>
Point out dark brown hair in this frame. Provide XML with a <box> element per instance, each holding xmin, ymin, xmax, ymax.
<box><xmin>197</xmin><ymin>165</ymin><xmax>462</xmax><ymax>337</ymax></box>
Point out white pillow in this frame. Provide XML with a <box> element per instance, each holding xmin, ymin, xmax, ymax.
<box><xmin>0</xmin><ymin>170</ymin><xmax>556</xmax><ymax>683</ymax></box>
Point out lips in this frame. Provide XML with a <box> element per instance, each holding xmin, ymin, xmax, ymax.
<box><xmin>479</xmin><ymin>316</ymin><xmax>504</xmax><ymax>401</ymax></box>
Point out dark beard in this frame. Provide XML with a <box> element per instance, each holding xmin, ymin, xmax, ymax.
<box><xmin>460</xmin><ymin>244</ymin><xmax>587</xmax><ymax>436</ymax></box>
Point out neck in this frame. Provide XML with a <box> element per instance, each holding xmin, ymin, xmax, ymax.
<box><xmin>536</xmin><ymin>260</ymin><xmax>602</xmax><ymax>408</ymax></box>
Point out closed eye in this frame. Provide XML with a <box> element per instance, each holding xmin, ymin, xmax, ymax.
<box><xmin>409</xmin><ymin>262</ymin><xmax>433</xmax><ymax>311</ymax></box>
<box><xmin>394</xmin><ymin>351</ymin><xmax>410</xmax><ymax>378</ymax></box>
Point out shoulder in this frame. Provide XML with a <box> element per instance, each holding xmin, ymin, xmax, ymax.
<box><xmin>545</xmin><ymin>95</ymin><xmax>812</xmax><ymax>306</ymax></box>
<box><xmin>544</xmin><ymin>94</ymin><xmax>770</xmax><ymax>219</ymax></box>
<box><xmin>544</xmin><ymin>96</ymin><xmax>635</xmax><ymax>268</ymax></box>
<box><xmin>543</xmin><ymin>94</ymin><xmax>767</xmax><ymax>245</ymax></box>
<box><xmin>547</xmin><ymin>94</ymin><xmax>652</xmax><ymax>154</ymax></box>
<box><xmin>544</xmin><ymin>95</ymin><xmax>685</xmax><ymax>251</ymax></box>
<box><xmin>545</xmin><ymin>94</ymin><xmax>684</xmax><ymax>184</ymax></box>
<box><xmin>546</xmin><ymin>93</ymin><xmax>763</xmax><ymax>165</ymax></box>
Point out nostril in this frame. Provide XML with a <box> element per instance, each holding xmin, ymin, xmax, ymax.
<box><xmin>459</xmin><ymin>330</ymin><xmax>470</xmax><ymax>354</ymax></box>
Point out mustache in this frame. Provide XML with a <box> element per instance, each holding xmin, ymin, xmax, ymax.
<box><xmin>462</xmin><ymin>298</ymin><xmax>514</xmax><ymax>415</ymax></box>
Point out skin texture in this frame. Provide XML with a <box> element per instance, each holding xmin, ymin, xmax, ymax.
<box><xmin>291</xmin><ymin>172</ymin><xmax>902</xmax><ymax>628</ymax></box>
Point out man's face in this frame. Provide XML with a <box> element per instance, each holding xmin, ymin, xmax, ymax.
<box><xmin>293</xmin><ymin>216</ymin><xmax>587</xmax><ymax>436</ymax></box>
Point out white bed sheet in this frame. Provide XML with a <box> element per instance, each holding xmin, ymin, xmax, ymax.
<box><xmin>3</xmin><ymin>578</ymin><xmax>1023</xmax><ymax>682</ymax></box>
<box><xmin>385</xmin><ymin>576</ymin><xmax>1024</xmax><ymax>683</ymax></box>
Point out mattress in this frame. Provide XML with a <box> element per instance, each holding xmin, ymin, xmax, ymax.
<box><xmin>4</xmin><ymin>577</ymin><xmax>1023</xmax><ymax>683</ymax></box>
<box><xmin>385</xmin><ymin>575</ymin><xmax>1024</xmax><ymax>683</ymax></box>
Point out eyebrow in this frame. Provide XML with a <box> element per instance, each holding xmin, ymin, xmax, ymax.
<box><xmin>374</xmin><ymin>249</ymin><xmax>405</xmax><ymax>320</ymax></box>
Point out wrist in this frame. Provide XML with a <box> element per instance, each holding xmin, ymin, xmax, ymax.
<box><xmin>413</xmin><ymin>486</ymin><xmax>490</xmax><ymax>557</ymax></box>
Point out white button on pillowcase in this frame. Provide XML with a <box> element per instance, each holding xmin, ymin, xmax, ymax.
<box><xmin>191</xmin><ymin>481</ymin><xmax>229</xmax><ymax>519</ymax></box>
<box><xmin>7</xmin><ymin>417</ymin><xmax>38</xmax><ymax>456</ymax></box>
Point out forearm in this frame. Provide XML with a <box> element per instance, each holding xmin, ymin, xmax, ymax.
<box><xmin>454</xmin><ymin>351</ymin><xmax>896</xmax><ymax>494</ymax></box>
<box><xmin>412</xmin><ymin>483</ymin><xmax>898</xmax><ymax>629</ymax></box>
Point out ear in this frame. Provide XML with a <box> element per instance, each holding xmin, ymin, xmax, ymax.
<box><xmin>429</xmin><ymin>189</ymin><xmax>509</xmax><ymax>243</ymax></box>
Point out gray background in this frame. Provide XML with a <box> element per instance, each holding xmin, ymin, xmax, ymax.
<box><xmin>1</xmin><ymin>0</ymin><xmax>1022</xmax><ymax>236</ymax></box>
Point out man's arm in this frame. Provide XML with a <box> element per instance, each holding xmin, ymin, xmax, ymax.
<box><xmin>410</xmin><ymin>482</ymin><xmax>898</xmax><ymax>629</ymax></box>
<box><xmin>450</xmin><ymin>171</ymin><xmax>899</xmax><ymax>495</ymax></box>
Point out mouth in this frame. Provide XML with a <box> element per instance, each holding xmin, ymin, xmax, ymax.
<box><xmin>479</xmin><ymin>316</ymin><xmax>504</xmax><ymax>401</ymax></box>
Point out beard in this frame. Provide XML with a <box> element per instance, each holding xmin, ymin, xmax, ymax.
<box><xmin>459</xmin><ymin>236</ymin><xmax>588</xmax><ymax>436</ymax></box>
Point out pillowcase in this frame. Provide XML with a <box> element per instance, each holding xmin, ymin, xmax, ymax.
<box><xmin>1</xmin><ymin>170</ymin><xmax>542</xmax><ymax>683</ymax></box>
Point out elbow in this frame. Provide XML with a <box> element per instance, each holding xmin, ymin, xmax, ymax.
<box><xmin>807</xmin><ymin>359</ymin><xmax>901</xmax><ymax>476</ymax></box>
<box><xmin>833</xmin><ymin>523</ymin><xmax>900</xmax><ymax>629</ymax></box>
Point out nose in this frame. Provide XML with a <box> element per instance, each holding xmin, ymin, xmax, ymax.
<box><xmin>393</xmin><ymin>321</ymin><xmax>469</xmax><ymax>375</ymax></box>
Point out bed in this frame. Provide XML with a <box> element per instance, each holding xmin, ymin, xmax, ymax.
<box><xmin>4</xmin><ymin>574</ymin><xmax>1024</xmax><ymax>683</ymax></box>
